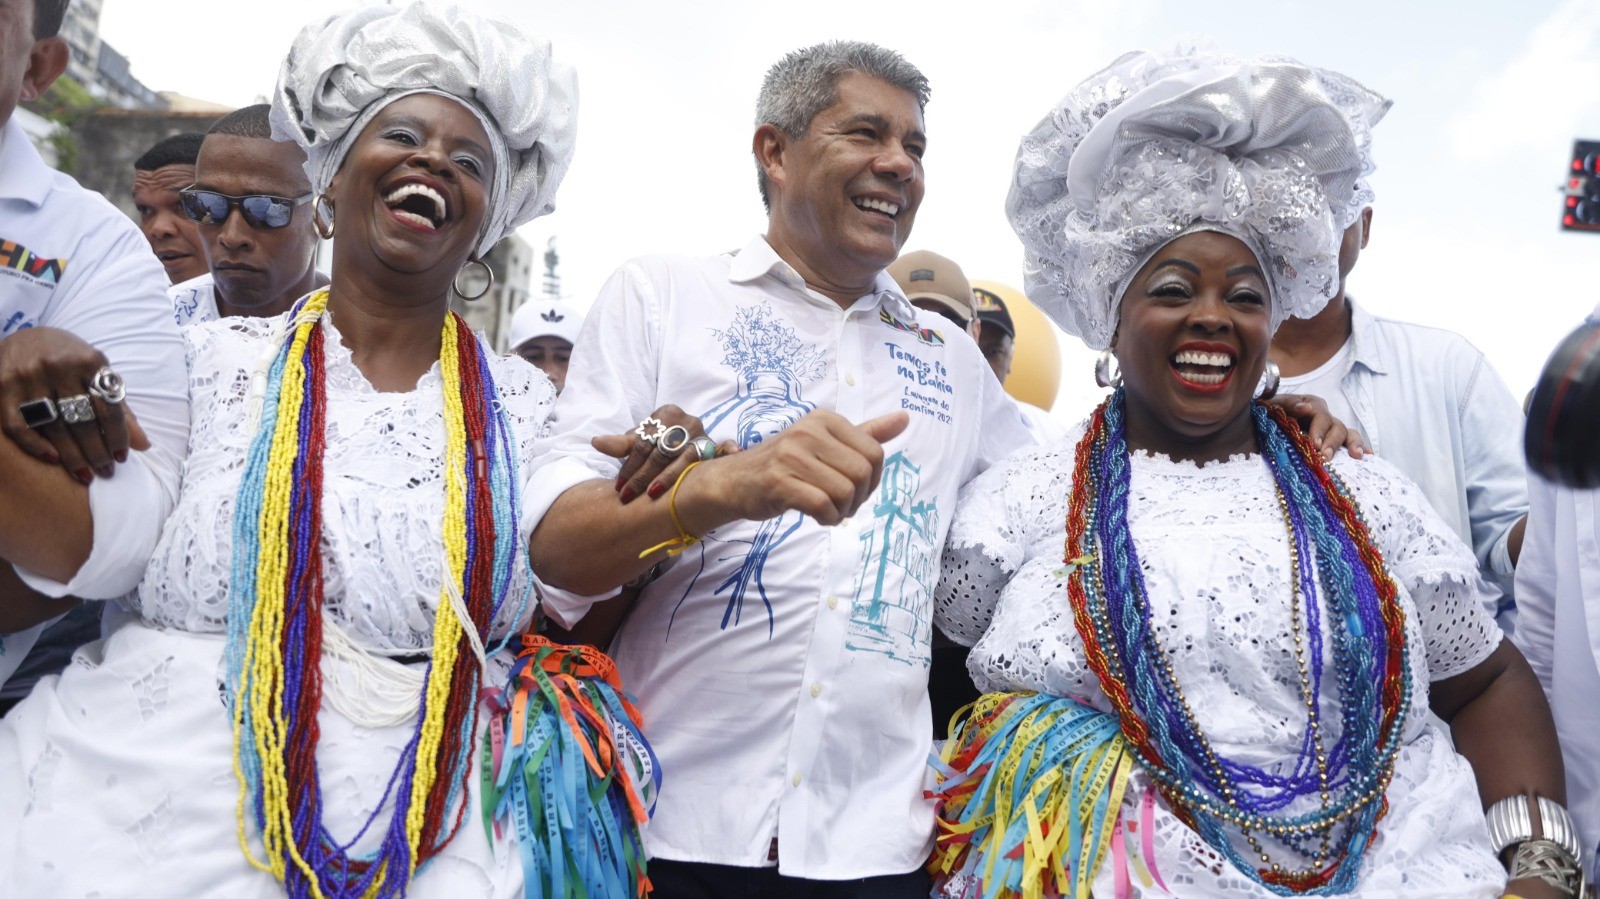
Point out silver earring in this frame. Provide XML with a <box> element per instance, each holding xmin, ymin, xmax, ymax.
<box><xmin>1094</xmin><ymin>349</ymin><xmax>1122</xmax><ymax>389</ymax></box>
<box><xmin>452</xmin><ymin>257</ymin><xmax>494</xmax><ymax>301</ymax></box>
<box><xmin>312</xmin><ymin>194</ymin><xmax>335</xmax><ymax>240</ymax></box>
<box><xmin>1258</xmin><ymin>360</ymin><xmax>1281</xmax><ymax>400</ymax></box>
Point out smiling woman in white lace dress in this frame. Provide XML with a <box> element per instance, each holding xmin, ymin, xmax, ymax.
<box><xmin>0</xmin><ymin>5</ymin><xmax>588</xmax><ymax>897</ymax></box>
<box><xmin>928</xmin><ymin>51</ymin><xmax>1575</xmax><ymax>899</ymax></box>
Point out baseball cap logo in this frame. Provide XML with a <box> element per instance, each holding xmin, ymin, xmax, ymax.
<box><xmin>909</xmin><ymin>268</ymin><xmax>936</xmax><ymax>282</ymax></box>
<box><xmin>541</xmin><ymin>309</ymin><xmax>565</xmax><ymax>322</ymax></box>
<box><xmin>972</xmin><ymin>288</ymin><xmax>1003</xmax><ymax>312</ymax></box>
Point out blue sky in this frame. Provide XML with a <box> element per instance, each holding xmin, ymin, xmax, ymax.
<box><xmin>101</xmin><ymin>0</ymin><xmax>1600</xmax><ymax>420</ymax></box>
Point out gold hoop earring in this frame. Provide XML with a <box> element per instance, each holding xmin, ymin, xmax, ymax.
<box><xmin>452</xmin><ymin>257</ymin><xmax>494</xmax><ymax>301</ymax></box>
<box><xmin>1094</xmin><ymin>349</ymin><xmax>1122</xmax><ymax>389</ymax></box>
<box><xmin>312</xmin><ymin>194</ymin><xmax>335</xmax><ymax>240</ymax></box>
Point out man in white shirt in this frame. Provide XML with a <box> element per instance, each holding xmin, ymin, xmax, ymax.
<box><xmin>0</xmin><ymin>0</ymin><xmax>188</xmax><ymax>701</ymax></box>
<box><xmin>526</xmin><ymin>42</ymin><xmax>1032</xmax><ymax>896</ymax></box>
<box><xmin>1515</xmin><ymin>303</ymin><xmax>1600</xmax><ymax>872</ymax></box>
<box><xmin>1270</xmin><ymin>205</ymin><xmax>1527</xmax><ymax>629</ymax></box>
<box><xmin>168</xmin><ymin>103</ymin><xmax>321</xmax><ymax>327</ymax></box>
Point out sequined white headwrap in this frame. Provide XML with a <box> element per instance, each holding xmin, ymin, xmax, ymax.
<box><xmin>270</xmin><ymin>2</ymin><xmax>578</xmax><ymax>259</ymax></box>
<box><xmin>1006</xmin><ymin>50</ymin><xmax>1389</xmax><ymax>351</ymax></box>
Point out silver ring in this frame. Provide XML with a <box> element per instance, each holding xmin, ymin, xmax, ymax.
<box><xmin>88</xmin><ymin>366</ymin><xmax>126</xmax><ymax>405</ymax></box>
<box><xmin>634</xmin><ymin>416</ymin><xmax>665</xmax><ymax>446</ymax></box>
<box><xmin>657</xmin><ymin>425</ymin><xmax>692</xmax><ymax>456</ymax></box>
<box><xmin>59</xmin><ymin>394</ymin><xmax>95</xmax><ymax>425</ymax></box>
<box><xmin>18</xmin><ymin>397</ymin><xmax>57</xmax><ymax>429</ymax></box>
<box><xmin>690</xmin><ymin>436</ymin><xmax>718</xmax><ymax>462</ymax></box>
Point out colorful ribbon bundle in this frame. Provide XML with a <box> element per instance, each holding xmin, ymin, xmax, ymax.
<box><xmin>928</xmin><ymin>692</ymin><xmax>1138</xmax><ymax>899</ymax></box>
<box><xmin>1063</xmin><ymin>391</ymin><xmax>1411</xmax><ymax>895</ymax></box>
<box><xmin>483</xmin><ymin>634</ymin><xmax>659</xmax><ymax>899</ymax></box>
<box><xmin>227</xmin><ymin>290</ymin><xmax>527</xmax><ymax>898</ymax></box>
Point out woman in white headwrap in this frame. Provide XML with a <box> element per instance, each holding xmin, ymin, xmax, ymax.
<box><xmin>929</xmin><ymin>52</ymin><xmax>1575</xmax><ymax>899</ymax></box>
<box><xmin>0</xmin><ymin>5</ymin><xmax>646</xmax><ymax>898</ymax></box>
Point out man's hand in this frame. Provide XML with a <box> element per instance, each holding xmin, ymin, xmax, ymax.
<box><xmin>0</xmin><ymin>327</ymin><xmax>147</xmax><ymax>483</ymax></box>
<box><xmin>690</xmin><ymin>410</ymin><xmax>909</xmax><ymax>528</ymax></box>
<box><xmin>1269</xmin><ymin>393</ymin><xmax>1367</xmax><ymax>460</ymax></box>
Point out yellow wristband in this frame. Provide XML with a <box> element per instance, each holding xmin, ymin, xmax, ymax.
<box><xmin>639</xmin><ymin>460</ymin><xmax>705</xmax><ymax>559</ymax></box>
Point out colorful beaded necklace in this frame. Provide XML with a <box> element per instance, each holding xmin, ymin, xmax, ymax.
<box><xmin>1065</xmin><ymin>390</ymin><xmax>1411</xmax><ymax>895</ymax></box>
<box><xmin>226</xmin><ymin>289</ymin><xmax>527</xmax><ymax>898</ymax></box>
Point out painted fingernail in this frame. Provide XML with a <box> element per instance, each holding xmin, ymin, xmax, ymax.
<box><xmin>41</xmin><ymin>451</ymin><xmax>59</xmax><ymax>465</ymax></box>
<box><xmin>76</xmin><ymin>468</ymin><xmax>93</xmax><ymax>484</ymax></box>
<box><xmin>614</xmin><ymin>475</ymin><xmax>626</xmax><ymax>491</ymax></box>
<box><xmin>96</xmin><ymin>465</ymin><xmax>114</xmax><ymax>479</ymax></box>
<box><xmin>647</xmin><ymin>482</ymin><xmax>665</xmax><ymax>500</ymax></box>
<box><xmin>619</xmin><ymin>486</ymin><xmax>636</xmax><ymax>503</ymax></box>
<box><xmin>115</xmin><ymin>449</ymin><xmax>128</xmax><ymax>463</ymax></box>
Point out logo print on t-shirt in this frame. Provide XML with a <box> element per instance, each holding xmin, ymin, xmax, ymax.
<box><xmin>0</xmin><ymin>239</ymin><xmax>66</xmax><ymax>286</ymax></box>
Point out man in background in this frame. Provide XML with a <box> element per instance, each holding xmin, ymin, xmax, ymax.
<box><xmin>131</xmin><ymin>132</ymin><xmax>207</xmax><ymax>284</ymax></box>
<box><xmin>506</xmin><ymin>297</ymin><xmax>584</xmax><ymax>394</ymax></box>
<box><xmin>169</xmin><ymin>103</ymin><xmax>321</xmax><ymax>326</ymax></box>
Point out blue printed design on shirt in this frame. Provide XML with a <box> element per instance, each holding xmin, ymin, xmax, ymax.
<box><xmin>2</xmin><ymin>311</ymin><xmax>33</xmax><ymax>336</ymax></box>
<box><xmin>668</xmin><ymin>303</ymin><xmax>824</xmax><ymax>639</ymax></box>
<box><xmin>846</xmin><ymin>452</ymin><xmax>936</xmax><ymax>667</ymax></box>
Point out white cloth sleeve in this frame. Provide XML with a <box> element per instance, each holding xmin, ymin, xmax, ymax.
<box><xmin>11</xmin><ymin>220</ymin><xmax>189</xmax><ymax>600</ymax></box>
<box><xmin>1454</xmin><ymin>351</ymin><xmax>1529</xmax><ymax>580</ymax></box>
<box><xmin>1333</xmin><ymin>453</ymin><xmax>1503</xmax><ymax>682</ymax></box>
<box><xmin>935</xmin><ymin>446</ymin><xmax>1047</xmax><ymax>647</ymax></box>
<box><xmin>524</xmin><ymin>262</ymin><xmax>662</xmax><ymax>627</ymax></box>
<box><xmin>1511</xmin><ymin>472</ymin><xmax>1561</xmax><ymax>691</ymax></box>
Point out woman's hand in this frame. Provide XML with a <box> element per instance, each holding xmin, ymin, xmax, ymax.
<box><xmin>0</xmin><ymin>327</ymin><xmax>147</xmax><ymax>483</ymax></box>
<box><xmin>591</xmin><ymin>404</ymin><xmax>738</xmax><ymax>504</ymax></box>
<box><xmin>1268</xmin><ymin>393</ymin><xmax>1367</xmax><ymax>460</ymax></box>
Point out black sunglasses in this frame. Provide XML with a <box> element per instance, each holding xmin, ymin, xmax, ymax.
<box><xmin>178</xmin><ymin>188</ymin><xmax>313</xmax><ymax>230</ymax></box>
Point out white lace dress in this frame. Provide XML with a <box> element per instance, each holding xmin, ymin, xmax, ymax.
<box><xmin>0</xmin><ymin>312</ymin><xmax>554</xmax><ymax>898</ymax></box>
<box><xmin>935</xmin><ymin>424</ymin><xmax>1509</xmax><ymax>898</ymax></box>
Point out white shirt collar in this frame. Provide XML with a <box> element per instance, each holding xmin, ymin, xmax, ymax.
<box><xmin>0</xmin><ymin>119</ymin><xmax>53</xmax><ymax>208</ymax></box>
<box><xmin>728</xmin><ymin>234</ymin><xmax>914</xmax><ymax>319</ymax></box>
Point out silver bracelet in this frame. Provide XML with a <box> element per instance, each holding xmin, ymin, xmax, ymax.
<box><xmin>1486</xmin><ymin>794</ymin><xmax>1585</xmax><ymax>863</ymax></box>
<box><xmin>1508</xmin><ymin>839</ymin><xmax>1585</xmax><ymax>898</ymax></box>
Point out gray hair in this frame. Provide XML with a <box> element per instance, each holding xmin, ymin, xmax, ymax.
<box><xmin>753</xmin><ymin>41</ymin><xmax>930</xmax><ymax>210</ymax></box>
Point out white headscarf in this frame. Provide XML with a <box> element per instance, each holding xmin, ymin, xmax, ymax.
<box><xmin>1006</xmin><ymin>49</ymin><xmax>1388</xmax><ymax>351</ymax></box>
<box><xmin>270</xmin><ymin>2</ymin><xmax>578</xmax><ymax>259</ymax></box>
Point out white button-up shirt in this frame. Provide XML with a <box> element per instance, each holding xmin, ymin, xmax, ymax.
<box><xmin>1314</xmin><ymin>298</ymin><xmax>1525</xmax><ymax>623</ymax></box>
<box><xmin>1514</xmin><ymin>302</ymin><xmax>1600</xmax><ymax>869</ymax></box>
<box><xmin>0</xmin><ymin>118</ymin><xmax>189</xmax><ymax>680</ymax></box>
<box><xmin>526</xmin><ymin>236</ymin><xmax>1034</xmax><ymax>878</ymax></box>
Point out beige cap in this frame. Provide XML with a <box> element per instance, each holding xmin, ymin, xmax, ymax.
<box><xmin>888</xmin><ymin>250</ymin><xmax>974</xmax><ymax>323</ymax></box>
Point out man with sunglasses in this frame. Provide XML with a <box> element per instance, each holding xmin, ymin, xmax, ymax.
<box><xmin>170</xmin><ymin>104</ymin><xmax>322</xmax><ymax>327</ymax></box>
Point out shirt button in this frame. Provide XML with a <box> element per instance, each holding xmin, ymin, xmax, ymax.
<box><xmin>845</xmin><ymin>373</ymin><xmax>856</xmax><ymax>386</ymax></box>
<box><xmin>792</xmin><ymin>772</ymin><xmax>803</xmax><ymax>787</ymax></box>
<box><xmin>827</xmin><ymin>595</ymin><xmax>839</xmax><ymax>610</ymax></box>
<box><xmin>810</xmin><ymin>682</ymin><xmax>823</xmax><ymax>698</ymax></box>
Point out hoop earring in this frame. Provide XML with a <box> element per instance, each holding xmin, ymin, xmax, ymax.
<box><xmin>312</xmin><ymin>194</ymin><xmax>336</xmax><ymax>240</ymax></box>
<box><xmin>1258</xmin><ymin>360</ymin><xmax>1281</xmax><ymax>400</ymax></box>
<box><xmin>1094</xmin><ymin>349</ymin><xmax>1122</xmax><ymax>389</ymax></box>
<box><xmin>452</xmin><ymin>257</ymin><xmax>494</xmax><ymax>301</ymax></box>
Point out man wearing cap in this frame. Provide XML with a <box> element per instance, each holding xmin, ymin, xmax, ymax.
<box><xmin>970</xmin><ymin>285</ymin><xmax>1015</xmax><ymax>383</ymax></box>
<box><xmin>506</xmin><ymin>297</ymin><xmax>584</xmax><ymax>394</ymax></box>
<box><xmin>887</xmin><ymin>249</ymin><xmax>980</xmax><ymax>339</ymax></box>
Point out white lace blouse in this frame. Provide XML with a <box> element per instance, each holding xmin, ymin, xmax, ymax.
<box><xmin>934</xmin><ymin>423</ymin><xmax>1509</xmax><ymax>897</ymax></box>
<box><xmin>134</xmin><ymin>311</ymin><xmax>553</xmax><ymax>646</ymax></box>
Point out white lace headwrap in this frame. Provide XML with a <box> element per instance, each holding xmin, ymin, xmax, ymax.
<box><xmin>270</xmin><ymin>1</ymin><xmax>578</xmax><ymax>259</ymax></box>
<box><xmin>1006</xmin><ymin>50</ymin><xmax>1388</xmax><ymax>351</ymax></box>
